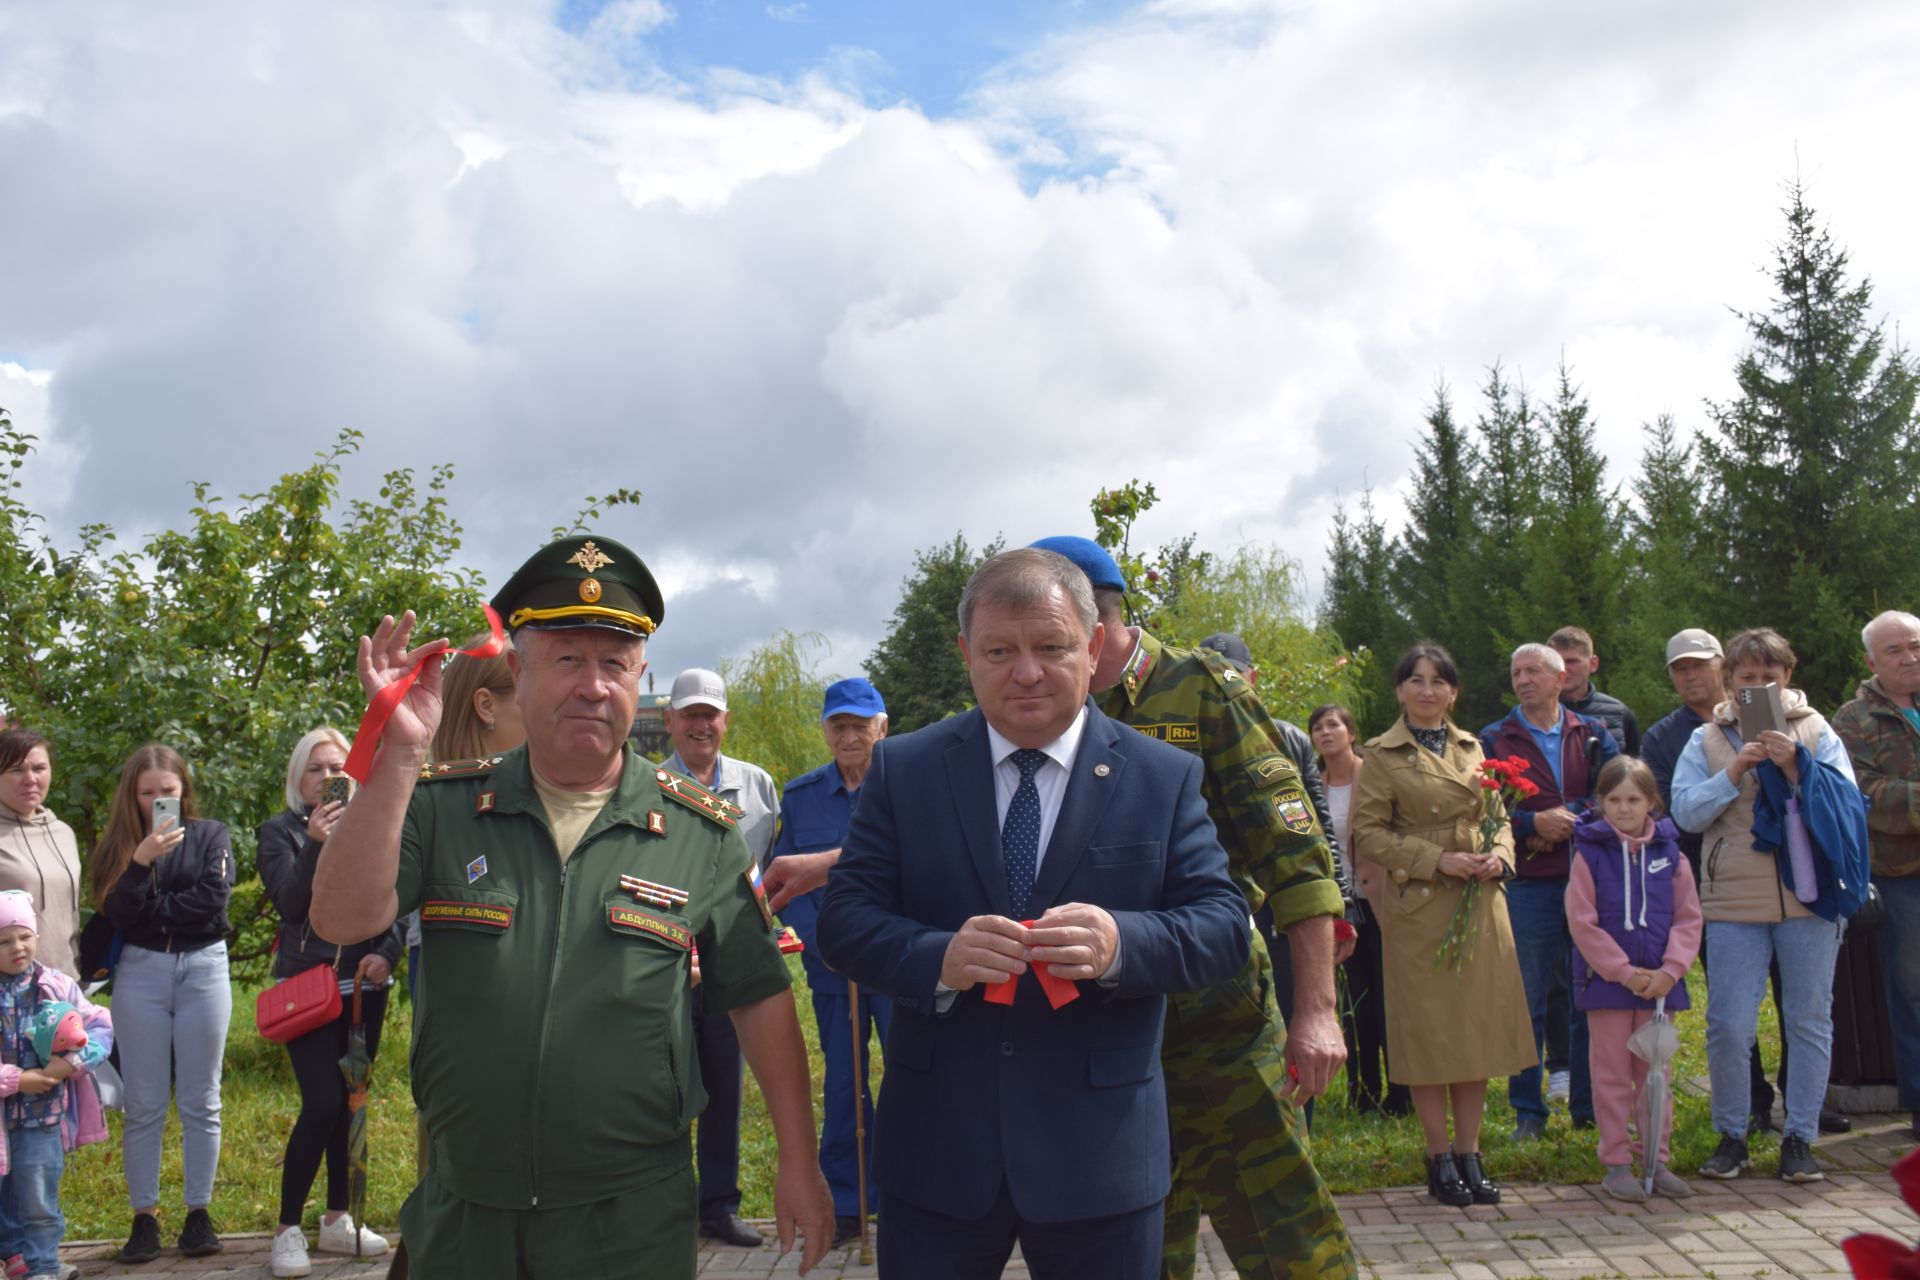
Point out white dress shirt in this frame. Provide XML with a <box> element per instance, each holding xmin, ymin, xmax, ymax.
<box><xmin>934</xmin><ymin>706</ymin><xmax>1119</xmax><ymax>1008</ymax></box>
<box><xmin>985</xmin><ymin>705</ymin><xmax>1089</xmax><ymax>878</ymax></box>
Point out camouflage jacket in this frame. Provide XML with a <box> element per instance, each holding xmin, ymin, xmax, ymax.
<box><xmin>1833</xmin><ymin>676</ymin><xmax>1920</xmax><ymax>877</ymax></box>
<box><xmin>1098</xmin><ymin>629</ymin><xmax>1342</xmax><ymax>929</ymax></box>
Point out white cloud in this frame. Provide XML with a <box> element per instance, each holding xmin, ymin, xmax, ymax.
<box><xmin>2</xmin><ymin>0</ymin><xmax>1917</xmax><ymax>677</ymax></box>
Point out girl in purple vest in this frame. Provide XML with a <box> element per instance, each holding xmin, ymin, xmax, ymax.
<box><xmin>1567</xmin><ymin>757</ymin><xmax>1703</xmax><ymax>1201</ymax></box>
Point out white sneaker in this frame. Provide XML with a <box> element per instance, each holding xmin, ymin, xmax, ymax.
<box><xmin>270</xmin><ymin>1227</ymin><xmax>312</xmax><ymax>1279</ymax></box>
<box><xmin>317</xmin><ymin>1213</ymin><xmax>390</xmax><ymax>1257</ymax></box>
<box><xmin>1547</xmin><ymin>1069</ymin><xmax>1570</xmax><ymax>1103</ymax></box>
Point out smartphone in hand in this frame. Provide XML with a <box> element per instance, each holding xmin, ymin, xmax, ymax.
<box><xmin>321</xmin><ymin>775</ymin><xmax>352</xmax><ymax>807</ymax></box>
<box><xmin>150</xmin><ymin>795</ymin><xmax>181</xmax><ymax>833</ymax></box>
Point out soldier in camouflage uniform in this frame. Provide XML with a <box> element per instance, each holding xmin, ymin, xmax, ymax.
<box><xmin>1032</xmin><ymin>537</ymin><xmax>1357</xmax><ymax>1280</ymax></box>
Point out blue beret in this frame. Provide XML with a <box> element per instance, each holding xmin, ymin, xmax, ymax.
<box><xmin>1028</xmin><ymin>536</ymin><xmax>1126</xmax><ymax>592</ymax></box>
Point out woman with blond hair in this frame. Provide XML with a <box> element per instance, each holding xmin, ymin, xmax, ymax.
<box><xmin>257</xmin><ymin>728</ymin><xmax>402</xmax><ymax>1276</ymax></box>
<box><xmin>432</xmin><ymin>639</ymin><xmax>522</xmax><ymax>763</ymax></box>
<box><xmin>92</xmin><ymin>744</ymin><xmax>235</xmax><ymax>1264</ymax></box>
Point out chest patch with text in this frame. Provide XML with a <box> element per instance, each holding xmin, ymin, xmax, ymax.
<box><xmin>1134</xmin><ymin>722</ymin><xmax>1201</xmax><ymax>747</ymax></box>
<box><xmin>609</xmin><ymin>905</ymin><xmax>693</xmax><ymax>950</ymax></box>
<box><xmin>422</xmin><ymin>900</ymin><xmax>513</xmax><ymax>930</ymax></box>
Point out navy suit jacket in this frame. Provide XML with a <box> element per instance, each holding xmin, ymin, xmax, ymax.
<box><xmin>816</xmin><ymin>703</ymin><xmax>1249</xmax><ymax>1223</ymax></box>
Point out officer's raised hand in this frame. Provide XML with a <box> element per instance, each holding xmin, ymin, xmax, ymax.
<box><xmin>355</xmin><ymin>610</ymin><xmax>452</xmax><ymax>752</ymax></box>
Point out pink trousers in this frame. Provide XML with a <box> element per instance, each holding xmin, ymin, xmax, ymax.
<box><xmin>1587</xmin><ymin>1008</ymin><xmax>1677</xmax><ymax>1167</ymax></box>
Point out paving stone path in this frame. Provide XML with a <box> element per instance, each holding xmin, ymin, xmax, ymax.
<box><xmin>61</xmin><ymin>1114</ymin><xmax>1917</xmax><ymax>1278</ymax></box>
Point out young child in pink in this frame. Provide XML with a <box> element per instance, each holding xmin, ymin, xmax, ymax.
<box><xmin>1567</xmin><ymin>757</ymin><xmax>1703</xmax><ymax>1201</ymax></box>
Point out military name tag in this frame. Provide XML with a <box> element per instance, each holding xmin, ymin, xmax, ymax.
<box><xmin>608</xmin><ymin>905</ymin><xmax>692</xmax><ymax>950</ymax></box>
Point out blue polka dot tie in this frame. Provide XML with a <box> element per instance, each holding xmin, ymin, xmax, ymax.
<box><xmin>1002</xmin><ymin>748</ymin><xmax>1047</xmax><ymax>917</ymax></box>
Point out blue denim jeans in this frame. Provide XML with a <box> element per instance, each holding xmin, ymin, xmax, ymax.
<box><xmin>1507</xmin><ymin>878</ymin><xmax>1592</xmax><ymax>1124</ymax></box>
<box><xmin>1705</xmin><ymin>916</ymin><xmax>1841</xmax><ymax>1141</ymax></box>
<box><xmin>115</xmin><ymin>941</ymin><xmax>232</xmax><ymax>1209</ymax></box>
<box><xmin>0</xmin><ymin>1123</ymin><xmax>66</xmax><ymax>1276</ymax></box>
<box><xmin>1876</xmin><ymin>876</ymin><xmax>1920</xmax><ymax>1111</ymax></box>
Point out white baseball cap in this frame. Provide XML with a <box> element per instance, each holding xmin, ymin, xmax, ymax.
<box><xmin>1666</xmin><ymin>629</ymin><xmax>1724</xmax><ymax>665</ymax></box>
<box><xmin>669</xmin><ymin>668</ymin><xmax>727</xmax><ymax>711</ymax></box>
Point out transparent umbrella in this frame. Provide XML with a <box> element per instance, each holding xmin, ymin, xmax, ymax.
<box><xmin>337</xmin><ymin>973</ymin><xmax>374</xmax><ymax>1254</ymax></box>
<box><xmin>1627</xmin><ymin>995</ymin><xmax>1680</xmax><ymax>1196</ymax></box>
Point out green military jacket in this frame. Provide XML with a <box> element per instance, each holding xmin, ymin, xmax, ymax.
<box><xmin>1099</xmin><ymin>629</ymin><xmax>1342</xmax><ymax>930</ymax></box>
<box><xmin>398</xmin><ymin>744</ymin><xmax>791</xmax><ymax>1211</ymax></box>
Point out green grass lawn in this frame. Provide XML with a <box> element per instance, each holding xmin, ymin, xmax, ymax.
<box><xmin>60</xmin><ymin>957</ymin><xmax>1771</xmax><ymax>1240</ymax></box>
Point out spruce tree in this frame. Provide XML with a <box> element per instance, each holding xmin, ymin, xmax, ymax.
<box><xmin>1699</xmin><ymin>184</ymin><xmax>1920</xmax><ymax>705</ymax></box>
<box><xmin>1454</xmin><ymin>364</ymin><xmax>1543</xmax><ymax>724</ymax></box>
<box><xmin>1513</xmin><ymin>362</ymin><xmax>1632</xmax><ymax>706</ymax></box>
<box><xmin>1322</xmin><ymin>489</ymin><xmax>1407</xmax><ymax>729</ymax></box>
<box><xmin>1392</xmin><ymin>383</ymin><xmax>1479</xmax><ymax>648</ymax></box>
<box><xmin>1613</xmin><ymin>414</ymin><xmax>1716</xmax><ymax>718</ymax></box>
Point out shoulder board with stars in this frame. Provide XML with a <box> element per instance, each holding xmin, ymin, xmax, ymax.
<box><xmin>417</xmin><ymin>756</ymin><xmax>505</xmax><ymax>783</ymax></box>
<box><xmin>652</xmin><ymin>769</ymin><xmax>742</xmax><ymax>828</ymax></box>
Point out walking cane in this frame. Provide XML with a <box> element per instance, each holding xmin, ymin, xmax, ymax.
<box><xmin>849</xmin><ymin>980</ymin><xmax>873</xmax><ymax>1265</ymax></box>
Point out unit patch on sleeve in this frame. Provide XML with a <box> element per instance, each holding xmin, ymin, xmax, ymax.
<box><xmin>1274</xmin><ymin>791</ymin><xmax>1317</xmax><ymax>835</ymax></box>
<box><xmin>422</xmin><ymin>899</ymin><xmax>513</xmax><ymax>930</ymax></box>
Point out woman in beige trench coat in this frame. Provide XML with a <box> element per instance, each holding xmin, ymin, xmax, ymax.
<box><xmin>1352</xmin><ymin>644</ymin><xmax>1536</xmax><ymax>1209</ymax></box>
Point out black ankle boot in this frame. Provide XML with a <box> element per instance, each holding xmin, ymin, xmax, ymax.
<box><xmin>1456</xmin><ymin>1151</ymin><xmax>1500</xmax><ymax>1205</ymax></box>
<box><xmin>1427</xmin><ymin>1152</ymin><xmax>1472</xmax><ymax>1206</ymax></box>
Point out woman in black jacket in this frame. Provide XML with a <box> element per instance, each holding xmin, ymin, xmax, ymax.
<box><xmin>258</xmin><ymin>727</ymin><xmax>402</xmax><ymax>1276</ymax></box>
<box><xmin>93</xmin><ymin>743</ymin><xmax>235</xmax><ymax>1263</ymax></box>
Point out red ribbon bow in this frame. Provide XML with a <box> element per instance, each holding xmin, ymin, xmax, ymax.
<box><xmin>982</xmin><ymin>920</ymin><xmax>1081</xmax><ymax>1009</ymax></box>
<box><xmin>343</xmin><ymin>606</ymin><xmax>507</xmax><ymax>783</ymax></box>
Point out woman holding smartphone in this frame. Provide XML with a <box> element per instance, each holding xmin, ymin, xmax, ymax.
<box><xmin>257</xmin><ymin>727</ymin><xmax>400</xmax><ymax>1276</ymax></box>
<box><xmin>91</xmin><ymin>744</ymin><xmax>235</xmax><ymax>1264</ymax></box>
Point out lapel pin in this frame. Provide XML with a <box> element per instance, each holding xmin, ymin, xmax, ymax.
<box><xmin>1093</xmin><ymin>763</ymin><xmax>1111</xmax><ymax>777</ymax></box>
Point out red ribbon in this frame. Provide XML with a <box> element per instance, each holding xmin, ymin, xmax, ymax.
<box><xmin>343</xmin><ymin>606</ymin><xmax>507</xmax><ymax>784</ymax></box>
<box><xmin>982</xmin><ymin>920</ymin><xmax>1081</xmax><ymax>1009</ymax></box>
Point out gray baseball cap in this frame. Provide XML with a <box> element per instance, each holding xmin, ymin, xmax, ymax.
<box><xmin>669</xmin><ymin>667</ymin><xmax>727</xmax><ymax>711</ymax></box>
<box><xmin>1666</xmin><ymin>629</ymin><xmax>1724</xmax><ymax>665</ymax></box>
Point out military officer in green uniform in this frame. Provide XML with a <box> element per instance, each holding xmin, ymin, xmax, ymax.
<box><xmin>1031</xmin><ymin>537</ymin><xmax>1356</xmax><ymax>1280</ymax></box>
<box><xmin>312</xmin><ymin>535</ymin><xmax>835</xmax><ymax>1279</ymax></box>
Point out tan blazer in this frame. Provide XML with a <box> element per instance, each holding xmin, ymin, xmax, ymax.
<box><xmin>1351</xmin><ymin>719</ymin><xmax>1536</xmax><ymax>1085</ymax></box>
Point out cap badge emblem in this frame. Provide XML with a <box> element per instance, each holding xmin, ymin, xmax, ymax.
<box><xmin>568</xmin><ymin>540</ymin><xmax>614</xmax><ymax>573</ymax></box>
<box><xmin>579</xmin><ymin>577</ymin><xmax>602</xmax><ymax>603</ymax></box>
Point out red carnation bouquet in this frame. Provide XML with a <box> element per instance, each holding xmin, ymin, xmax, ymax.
<box><xmin>1431</xmin><ymin>756</ymin><xmax>1539</xmax><ymax>975</ymax></box>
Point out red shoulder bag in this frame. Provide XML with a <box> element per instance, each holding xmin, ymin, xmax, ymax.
<box><xmin>256</xmin><ymin>963</ymin><xmax>342</xmax><ymax>1043</ymax></box>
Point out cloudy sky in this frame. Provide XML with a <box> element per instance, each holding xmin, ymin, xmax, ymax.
<box><xmin>5</xmin><ymin>0</ymin><xmax>1917</xmax><ymax>688</ymax></box>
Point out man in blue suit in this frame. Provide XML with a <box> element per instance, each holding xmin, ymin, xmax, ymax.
<box><xmin>818</xmin><ymin>547</ymin><xmax>1251</xmax><ymax>1280</ymax></box>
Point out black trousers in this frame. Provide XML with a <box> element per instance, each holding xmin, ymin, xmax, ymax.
<box><xmin>691</xmin><ymin>987</ymin><xmax>744</xmax><ymax>1219</ymax></box>
<box><xmin>280</xmin><ymin>984</ymin><xmax>389</xmax><ymax>1226</ymax></box>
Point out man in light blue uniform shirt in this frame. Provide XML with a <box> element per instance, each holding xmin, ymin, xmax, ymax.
<box><xmin>659</xmin><ymin>667</ymin><xmax>780</xmax><ymax>1249</ymax></box>
<box><xmin>761</xmin><ymin>678</ymin><xmax>891</xmax><ymax>1248</ymax></box>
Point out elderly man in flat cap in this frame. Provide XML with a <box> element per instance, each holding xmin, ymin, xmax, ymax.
<box><xmin>313</xmin><ymin>535</ymin><xmax>833</xmax><ymax>1279</ymax></box>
